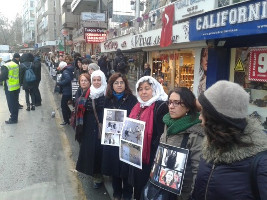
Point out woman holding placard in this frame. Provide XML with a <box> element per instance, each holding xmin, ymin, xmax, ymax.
<box><xmin>102</xmin><ymin>73</ymin><xmax>137</xmax><ymax>200</ymax></box>
<box><xmin>128</xmin><ymin>76</ymin><xmax>169</xmax><ymax>200</ymax></box>
<box><xmin>141</xmin><ymin>87</ymin><xmax>204</xmax><ymax>199</ymax></box>
<box><xmin>76</xmin><ymin>70</ymin><xmax>106</xmax><ymax>189</ymax></box>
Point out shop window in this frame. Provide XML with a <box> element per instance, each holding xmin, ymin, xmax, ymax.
<box><xmin>151</xmin><ymin>50</ymin><xmax>195</xmax><ymax>94</ymax></box>
<box><xmin>233</xmin><ymin>47</ymin><xmax>267</xmax><ymax>129</ymax></box>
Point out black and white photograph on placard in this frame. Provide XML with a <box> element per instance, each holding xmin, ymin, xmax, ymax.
<box><xmin>101</xmin><ymin>108</ymin><xmax>127</xmax><ymax>146</ymax></box>
<box><xmin>149</xmin><ymin>143</ymin><xmax>189</xmax><ymax>195</ymax></box>
<box><xmin>121</xmin><ymin>118</ymin><xmax>145</xmax><ymax>145</ymax></box>
<box><xmin>105</xmin><ymin>121</ymin><xmax>124</xmax><ymax>134</ymax></box>
<box><xmin>120</xmin><ymin>140</ymin><xmax>142</xmax><ymax>169</ymax></box>
<box><xmin>106</xmin><ymin>109</ymin><xmax>125</xmax><ymax>122</ymax></box>
<box><xmin>103</xmin><ymin>133</ymin><xmax>120</xmax><ymax>146</ymax></box>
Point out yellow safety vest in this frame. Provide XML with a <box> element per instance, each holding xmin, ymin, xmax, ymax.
<box><xmin>4</xmin><ymin>61</ymin><xmax>20</xmax><ymax>91</ymax></box>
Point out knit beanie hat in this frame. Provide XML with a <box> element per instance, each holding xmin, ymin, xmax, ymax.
<box><xmin>198</xmin><ymin>80</ymin><xmax>249</xmax><ymax>130</ymax></box>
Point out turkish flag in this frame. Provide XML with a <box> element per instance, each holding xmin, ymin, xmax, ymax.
<box><xmin>160</xmin><ymin>4</ymin><xmax>174</xmax><ymax>47</ymax></box>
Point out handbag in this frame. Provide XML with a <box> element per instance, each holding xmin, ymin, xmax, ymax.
<box><xmin>92</xmin><ymin>99</ymin><xmax>103</xmax><ymax>139</ymax></box>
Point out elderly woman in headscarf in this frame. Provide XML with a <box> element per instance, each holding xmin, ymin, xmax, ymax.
<box><xmin>128</xmin><ymin>76</ymin><xmax>169</xmax><ymax>200</ymax></box>
<box><xmin>76</xmin><ymin>70</ymin><xmax>107</xmax><ymax>189</ymax></box>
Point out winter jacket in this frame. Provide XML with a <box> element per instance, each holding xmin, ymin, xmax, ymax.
<box><xmin>102</xmin><ymin>94</ymin><xmax>137</xmax><ymax>177</ymax></box>
<box><xmin>191</xmin><ymin>118</ymin><xmax>267</xmax><ymax>200</ymax></box>
<box><xmin>33</xmin><ymin>56</ymin><xmax>41</xmax><ymax>82</ymax></box>
<box><xmin>57</xmin><ymin>64</ymin><xmax>74</xmax><ymax>95</ymax></box>
<box><xmin>160</xmin><ymin>123</ymin><xmax>204</xmax><ymax>200</ymax></box>
<box><xmin>143</xmin><ymin>68</ymin><xmax>151</xmax><ymax>77</ymax></box>
<box><xmin>19</xmin><ymin>61</ymin><xmax>38</xmax><ymax>90</ymax></box>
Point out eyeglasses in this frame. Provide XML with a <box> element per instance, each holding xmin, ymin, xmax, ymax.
<box><xmin>114</xmin><ymin>81</ymin><xmax>125</xmax><ymax>85</ymax></box>
<box><xmin>167</xmin><ymin>100</ymin><xmax>184</xmax><ymax>107</ymax></box>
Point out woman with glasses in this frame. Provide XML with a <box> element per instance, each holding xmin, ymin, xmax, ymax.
<box><xmin>102</xmin><ymin>73</ymin><xmax>137</xmax><ymax>200</ymax></box>
<box><xmin>142</xmin><ymin>87</ymin><xmax>204</xmax><ymax>199</ymax></box>
<box><xmin>128</xmin><ymin>76</ymin><xmax>169</xmax><ymax>200</ymax></box>
<box><xmin>76</xmin><ymin>70</ymin><xmax>106</xmax><ymax>189</ymax></box>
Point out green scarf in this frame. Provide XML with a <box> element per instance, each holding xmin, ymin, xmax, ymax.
<box><xmin>163</xmin><ymin>113</ymin><xmax>201</xmax><ymax>136</ymax></box>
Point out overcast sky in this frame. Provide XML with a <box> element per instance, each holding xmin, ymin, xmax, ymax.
<box><xmin>0</xmin><ymin>0</ymin><xmax>23</xmax><ymax>21</ymax></box>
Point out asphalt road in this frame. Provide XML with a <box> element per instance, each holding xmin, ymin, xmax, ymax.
<box><xmin>0</xmin><ymin>64</ymin><xmax>110</xmax><ymax>200</ymax></box>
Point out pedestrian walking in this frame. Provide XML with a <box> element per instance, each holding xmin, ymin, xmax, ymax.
<box><xmin>142</xmin><ymin>63</ymin><xmax>151</xmax><ymax>77</ymax></box>
<box><xmin>20</xmin><ymin>53</ymin><xmax>38</xmax><ymax>111</ymax></box>
<box><xmin>141</xmin><ymin>87</ymin><xmax>204</xmax><ymax>200</ymax></box>
<box><xmin>76</xmin><ymin>70</ymin><xmax>106</xmax><ymax>189</ymax></box>
<box><xmin>191</xmin><ymin>80</ymin><xmax>267</xmax><ymax>200</ymax></box>
<box><xmin>102</xmin><ymin>73</ymin><xmax>137</xmax><ymax>200</ymax></box>
<box><xmin>98</xmin><ymin>54</ymin><xmax>110</xmax><ymax>79</ymax></box>
<box><xmin>128</xmin><ymin>76</ymin><xmax>169</xmax><ymax>200</ymax></box>
<box><xmin>56</xmin><ymin>57</ymin><xmax>74</xmax><ymax>125</ymax></box>
<box><xmin>113</xmin><ymin>49</ymin><xmax>128</xmax><ymax>75</ymax></box>
<box><xmin>0</xmin><ymin>54</ymin><xmax>20</xmax><ymax>124</ymax></box>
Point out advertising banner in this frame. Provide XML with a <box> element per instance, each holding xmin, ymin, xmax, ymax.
<box><xmin>249</xmin><ymin>48</ymin><xmax>267</xmax><ymax>82</ymax></box>
<box><xmin>84</xmin><ymin>27</ymin><xmax>106</xmax><ymax>43</ymax></box>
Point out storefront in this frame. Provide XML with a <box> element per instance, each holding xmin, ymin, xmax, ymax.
<box><xmin>132</xmin><ymin>21</ymin><xmax>207</xmax><ymax>94</ymax></box>
<box><xmin>189</xmin><ymin>0</ymin><xmax>267</xmax><ymax>126</ymax></box>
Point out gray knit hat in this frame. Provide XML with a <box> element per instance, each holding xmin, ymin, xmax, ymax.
<box><xmin>198</xmin><ymin>80</ymin><xmax>249</xmax><ymax>130</ymax></box>
<box><xmin>88</xmin><ymin>63</ymin><xmax>100</xmax><ymax>71</ymax></box>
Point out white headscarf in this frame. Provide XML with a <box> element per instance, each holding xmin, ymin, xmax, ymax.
<box><xmin>136</xmin><ymin>76</ymin><xmax>168</xmax><ymax>107</ymax></box>
<box><xmin>90</xmin><ymin>70</ymin><xmax>107</xmax><ymax>99</ymax></box>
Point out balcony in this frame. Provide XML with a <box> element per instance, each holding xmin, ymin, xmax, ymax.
<box><xmin>62</xmin><ymin>12</ymin><xmax>78</xmax><ymax>28</ymax></box>
<box><xmin>71</xmin><ymin>0</ymin><xmax>98</xmax><ymax>15</ymax></box>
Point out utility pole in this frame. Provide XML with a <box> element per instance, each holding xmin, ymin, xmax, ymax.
<box><xmin>135</xmin><ymin>0</ymin><xmax>140</xmax><ymax>18</ymax></box>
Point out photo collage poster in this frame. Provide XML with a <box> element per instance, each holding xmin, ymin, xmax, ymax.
<box><xmin>101</xmin><ymin>109</ymin><xmax>127</xmax><ymax>147</ymax></box>
<box><xmin>149</xmin><ymin>143</ymin><xmax>189</xmax><ymax>195</ymax></box>
<box><xmin>119</xmin><ymin>118</ymin><xmax>146</xmax><ymax>169</ymax></box>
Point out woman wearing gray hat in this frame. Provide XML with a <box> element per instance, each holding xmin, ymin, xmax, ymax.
<box><xmin>191</xmin><ymin>80</ymin><xmax>267</xmax><ymax>200</ymax></box>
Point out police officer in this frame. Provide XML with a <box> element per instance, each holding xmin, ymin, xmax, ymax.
<box><xmin>0</xmin><ymin>53</ymin><xmax>20</xmax><ymax>124</ymax></box>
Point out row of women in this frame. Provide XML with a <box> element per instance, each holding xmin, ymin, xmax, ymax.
<box><xmin>73</xmin><ymin>68</ymin><xmax>267</xmax><ymax>200</ymax></box>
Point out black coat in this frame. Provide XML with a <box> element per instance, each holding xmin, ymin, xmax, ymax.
<box><xmin>76</xmin><ymin>95</ymin><xmax>105</xmax><ymax>176</ymax></box>
<box><xmin>101</xmin><ymin>94</ymin><xmax>137</xmax><ymax>177</ymax></box>
<box><xmin>143</xmin><ymin>68</ymin><xmax>151</xmax><ymax>77</ymax></box>
<box><xmin>19</xmin><ymin>61</ymin><xmax>38</xmax><ymax>90</ymax></box>
<box><xmin>57</xmin><ymin>65</ymin><xmax>74</xmax><ymax>96</ymax></box>
<box><xmin>128</xmin><ymin>101</ymin><xmax>169</xmax><ymax>200</ymax></box>
<box><xmin>33</xmin><ymin>56</ymin><xmax>41</xmax><ymax>82</ymax></box>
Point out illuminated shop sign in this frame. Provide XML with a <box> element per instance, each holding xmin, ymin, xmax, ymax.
<box><xmin>249</xmin><ymin>48</ymin><xmax>267</xmax><ymax>82</ymax></box>
<box><xmin>84</xmin><ymin>27</ymin><xmax>106</xmax><ymax>43</ymax></box>
<box><xmin>189</xmin><ymin>0</ymin><xmax>267</xmax><ymax>41</ymax></box>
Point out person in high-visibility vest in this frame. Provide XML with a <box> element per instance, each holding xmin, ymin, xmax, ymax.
<box><xmin>0</xmin><ymin>53</ymin><xmax>20</xmax><ymax>124</ymax></box>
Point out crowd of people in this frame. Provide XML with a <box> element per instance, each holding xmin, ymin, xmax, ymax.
<box><xmin>1</xmin><ymin>49</ymin><xmax>267</xmax><ymax>200</ymax></box>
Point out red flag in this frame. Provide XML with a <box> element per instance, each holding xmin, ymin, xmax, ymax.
<box><xmin>160</xmin><ymin>4</ymin><xmax>174</xmax><ymax>47</ymax></box>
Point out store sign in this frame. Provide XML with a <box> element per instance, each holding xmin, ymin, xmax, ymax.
<box><xmin>81</xmin><ymin>12</ymin><xmax>105</xmax><ymax>21</ymax></box>
<box><xmin>249</xmin><ymin>48</ymin><xmax>267</xmax><ymax>82</ymax></box>
<box><xmin>84</xmin><ymin>28</ymin><xmax>106</xmax><ymax>43</ymax></box>
<box><xmin>103</xmin><ymin>41</ymin><xmax>119</xmax><ymax>50</ymax></box>
<box><xmin>174</xmin><ymin>0</ymin><xmax>216</xmax><ymax>21</ymax></box>
<box><xmin>189</xmin><ymin>0</ymin><xmax>267</xmax><ymax>41</ymax></box>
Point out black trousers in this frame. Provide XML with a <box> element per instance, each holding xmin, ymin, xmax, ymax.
<box><xmin>112</xmin><ymin>176</ymin><xmax>133</xmax><ymax>199</ymax></box>
<box><xmin>25</xmin><ymin>88</ymin><xmax>35</xmax><ymax>106</ymax></box>
<box><xmin>5</xmin><ymin>86</ymin><xmax>19</xmax><ymax>122</ymax></box>
<box><xmin>34</xmin><ymin>81</ymin><xmax>42</xmax><ymax>105</ymax></box>
<box><xmin>61</xmin><ymin>95</ymin><xmax>72</xmax><ymax>123</ymax></box>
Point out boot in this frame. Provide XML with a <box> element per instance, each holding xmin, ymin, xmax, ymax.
<box><xmin>26</xmin><ymin>105</ymin><xmax>30</xmax><ymax>111</ymax></box>
<box><xmin>31</xmin><ymin>105</ymin><xmax>35</xmax><ymax>111</ymax></box>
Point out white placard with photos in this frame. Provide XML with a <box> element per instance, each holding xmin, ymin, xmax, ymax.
<box><xmin>101</xmin><ymin>108</ymin><xmax>127</xmax><ymax>146</ymax></box>
<box><xmin>149</xmin><ymin>143</ymin><xmax>189</xmax><ymax>195</ymax></box>
<box><xmin>119</xmin><ymin>117</ymin><xmax>146</xmax><ymax>169</ymax></box>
